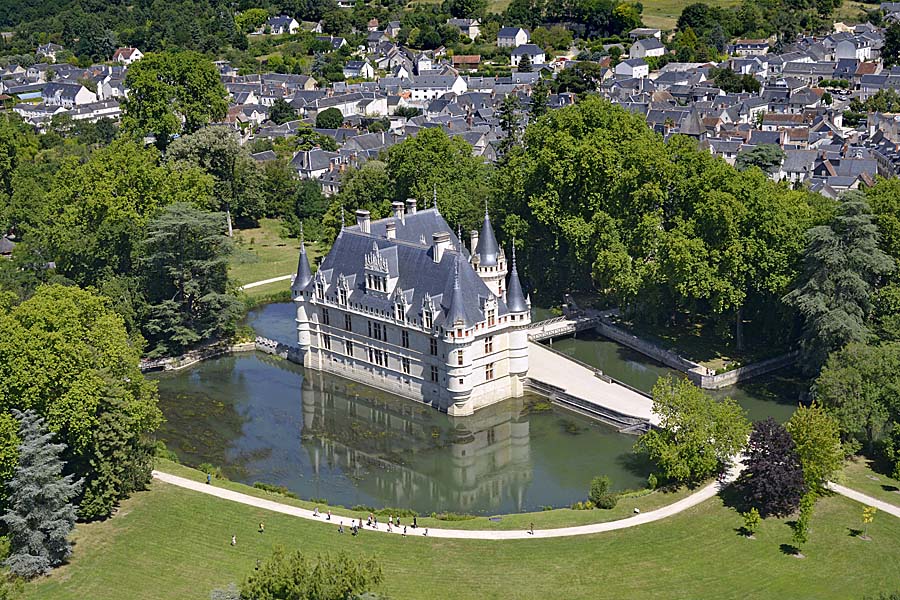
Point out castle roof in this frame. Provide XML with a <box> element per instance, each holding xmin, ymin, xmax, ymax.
<box><xmin>505</xmin><ymin>244</ymin><xmax>528</xmax><ymax>313</ymax></box>
<box><xmin>291</xmin><ymin>228</ymin><xmax>313</xmax><ymax>293</ymax></box>
<box><xmin>475</xmin><ymin>210</ymin><xmax>499</xmax><ymax>266</ymax></box>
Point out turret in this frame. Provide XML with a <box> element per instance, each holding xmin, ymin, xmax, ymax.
<box><xmin>292</xmin><ymin>226</ymin><xmax>313</xmax><ymax>358</ymax></box>
<box><xmin>506</xmin><ymin>243</ymin><xmax>530</xmax><ymax>384</ymax></box>
<box><xmin>505</xmin><ymin>244</ymin><xmax>528</xmax><ymax>315</ymax></box>
<box><xmin>446</xmin><ymin>254</ymin><xmax>474</xmax><ymax>417</ymax></box>
<box><xmin>470</xmin><ymin>208</ymin><xmax>507</xmax><ymax>297</ymax></box>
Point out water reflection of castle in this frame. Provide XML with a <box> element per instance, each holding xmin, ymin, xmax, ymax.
<box><xmin>301</xmin><ymin>369</ymin><xmax>533</xmax><ymax>513</ymax></box>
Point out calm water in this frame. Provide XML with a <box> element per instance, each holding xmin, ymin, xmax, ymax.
<box><xmin>153</xmin><ymin>303</ymin><xmax>801</xmax><ymax>514</ymax></box>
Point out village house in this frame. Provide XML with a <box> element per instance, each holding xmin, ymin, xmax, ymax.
<box><xmin>267</xmin><ymin>15</ymin><xmax>300</xmax><ymax>35</ymax></box>
<box><xmin>511</xmin><ymin>44</ymin><xmax>546</xmax><ymax>67</ymax></box>
<box><xmin>497</xmin><ymin>27</ymin><xmax>530</xmax><ymax>48</ymax></box>
<box><xmin>111</xmin><ymin>47</ymin><xmax>143</xmax><ymax>65</ymax></box>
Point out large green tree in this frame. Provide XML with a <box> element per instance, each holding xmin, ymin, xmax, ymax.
<box><xmin>784</xmin><ymin>193</ymin><xmax>894</xmax><ymax>373</ymax></box>
<box><xmin>165</xmin><ymin>126</ymin><xmax>265</xmax><ymax>235</ymax></box>
<box><xmin>636</xmin><ymin>376</ymin><xmax>750</xmax><ymax>484</ymax></box>
<box><xmin>0</xmin><ymin>285</ymin><xmax>161</xmax><ymax>520</ymax></box>
<box><xmin>122</xmin><ymin>51</ymin><xmax>228</xmax><ymax>151</ymax></box>
<box><xmin>140</xmin><ymin>203</ymin><xmax>241</xmax><ymax>357</ymax></box>
<box><xmin>786</xmin><ymin>402</ymin><xmax>843</xmax><ymax>493</ymax></box>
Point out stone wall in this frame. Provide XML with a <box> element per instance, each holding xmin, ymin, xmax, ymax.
<box><xmin>593</xmin><ymin>319</ymin><xmax>796</xmax><ymax>390</ymax></box>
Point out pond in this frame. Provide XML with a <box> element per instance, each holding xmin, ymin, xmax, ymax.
<box><xmin>153</xmin><ymin>303</ymin><xmax>801</xmax><ymax>515</ymax></box>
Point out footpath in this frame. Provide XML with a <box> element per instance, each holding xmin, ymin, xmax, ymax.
<box><xmin>238</xmin><ymin>274</ymin><xmax>293</xmax><ymax>290</ymax></box>
<box><xmin>152</xmin><ymin>470</ymin><xmax>900</xmax><ymax>540</ymax></box>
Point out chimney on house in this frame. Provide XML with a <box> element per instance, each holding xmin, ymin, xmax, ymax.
<box><xmin>405</xmin><ymin>198</ymin><xmax>417</xmax><ymax>214</ymax></box>
<box><xmin>392</xmin><ymin>200</ymin><xmax>405</xmax><ymax>222</ymax></box>
<box><xmin>432</xmin><ymin>231</ymin><xmax>451</xmax><ymax>263</ymax></box>
<box><xmin>469</xmin><ymin>229</ymin><xmax>479</xmax><ymax>255</ymax></box>
<box><xmin>385</xmin><ymin>219</ymin><xmax>396</xmax><ymax>239</ymax></box>
<box><xmin>356</xmin><ymin>209</ymin><xmax>371</xmax><ymax>233</ymax></box>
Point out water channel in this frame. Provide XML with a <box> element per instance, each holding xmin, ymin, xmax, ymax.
<box><xmin>153</xmin><ymin>302</ymin><xmax>804</xmax><ymax>515</ymax></box>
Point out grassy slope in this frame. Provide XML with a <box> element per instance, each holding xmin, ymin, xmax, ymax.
<box><xmin>27</xmin><ymin>476</ymin><xmax>900</xmax><ymax>600</ymax></box>
<box><xmin>154</xmin><ymin>460</ymin><xmax>696</xmax><ymax>531</ymax></box>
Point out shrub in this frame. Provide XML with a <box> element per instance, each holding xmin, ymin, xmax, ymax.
<box><xmin>595</xmin><ymin>493</ymin><xmax>618</xmax><ymax>509</ymax></box>
<box><xmin>253</xmin><ymin>482</ymin><xmax>298</xmax><ymax>499</ymax></box>
<box><xmin>647</xmin><ymin>473</ymin><xmax>658</xmax><ymax>490</ymax></box>
<box><xmin>742</xmin><ymin>507</ymin><xmax>761</xmax><ymax>537</ymax></box>
<box><xmin>352</xmin><ymin>505</ymin><xmax>377</xmax><ymax>513</ymax></box>
<box><xmin>430</xmin><ymin>512</ymin><xmax>476</xmax><ymax>521</ymax></box>
<box><xmin>153</xmin><ymin>440</ymin><xmax>179</xmax><ymax>463</ymax></box>
<box><xmin>589</xmin><ymin>475</ymin><xmax>618</xmax><ymax>509</ymax></box>
<box><xmin>198</xmin><ymin>463</ymin><xmax>227</xmax><ymax>480</ymax></box>
<box><xmin>374</xmin><ymin>507</ymin><xmax>418</xmax><ymax>518</ymax></box>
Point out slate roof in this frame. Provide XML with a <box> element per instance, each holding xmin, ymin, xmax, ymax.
<box><xmin>475</xmin><ymin>210</ymin><xmax>500</xmax><ymax>266</ymax></box>
<box><xmin>511</xmin><ymin>44</ymin><xmax>544</xmax><ymax>57</ymax></box>
<box><xmin>311</xmin><ymin>209</ymin><xmax>508</xmax><ymax>326</ymax></box>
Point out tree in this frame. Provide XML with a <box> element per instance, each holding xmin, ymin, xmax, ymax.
<box><xmin>791</xmin><ymin>491</ymin><xmax>815</xmax><ymax>554</ymax></box>
<box><xmin>529</xmin><ymin>80</ymin><xmax>549</xmax><ymax>120</ymax></box>
<box><xmin>813</xmin><ymin>342</ymin><xmax>900</xmax><ymax>452</ymax></box>
<box><xmin>784</xmin><ymin>194</ymin><xmax>894</xmax><ymax>373</ymax></box>
<box><xmin>786</xmin><ymin>402</ymin><xmax>843</xmax><ymax>493</ymax></box>
<box><xmin>447</xmin><ymin>0</ymin><xmax>487</xmax><ymax>18</ymax></box>
<box><xmin>122</xmin><ymin>51</ymin><xmax>228</xmax><ymax>151</ymax></box>
<box><xmin>242</xmin><ymin>546</ymin><xmax>383</xmax><ymax>600</ymax></box>
<box><xmin>739</xmin><ymin>417</ymin><xmax>806</xmax><ymax>517</ymax></box>
<box><xmin>0</xmin><ymin>285</ymin><xmax>161</xmax><ymax>520</ymax></box>
<box><xmin>235</xmin><ymin>8</ymin><xmax>269</xmax><ymax>34</ymax></box>
<box><xmin>2</xmin><ymin>410</ymin><xmax>81</xmax><ymax>579</ymax></box>
<box><xmin>735</xmin><ymin>144</ymin><xmax>785</xmax><ymax>174</ymax></box>
<box><xmin>862</xmin><ymin>505</ymin><xmax>877</xmax><ymax>539</ymax></box>
<box><xmin>636</xmin><ymin>377</ymin><xmax>750</xmax><ymax>484</ymax></box>
<box><xmin>884</xmin><ymin>22</ymin><xmax>900</xmax><ymax>67</ymax></box>
<box><xmin>140</xmin><ymin>203</ymin><xmax>241</xmax><ymax>357</ymax></box>
<box><xmin>497</xmin><ymin>94</ymin><xmax>521</xmax><ymax>161</ymax></box>
<box><xmin>588</xmin><ymin>475</ymin><xmax>617</xmax><ymax>508</ymax></box>
<box><xmin>517</xmin><ymin>53</ymin><xmax>533</xmax><ymax>72</ymax></box>
<box><xmin>166</xmin><ymin>126</ymin><xmax>266</xmax><ymax>235</ymax></box>
<box><xmin>742</xmin><ymin>507</ymin><xmax>761</xmax><ymax>537</ymax></box>
<box><xmin>316</xmin><ymin>107</ymin><xmax>344</xmax><ymax>129</ymax></box>
<box><xmin>552</xmin><ymin>61</ymin><xmax>604</xmax><ymax>95</ymax></box>
<box><xmin>269</xmin><ymin>98</ymin><xmax>297</xmax><ymax>125</ymax></box>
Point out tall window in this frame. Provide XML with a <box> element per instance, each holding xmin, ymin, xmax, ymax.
<box><xmin>395</xmin><ymin>302</ymin><xmax>405</xmax><ymax>321</ymax></box>
<box><xmin>344</xmin><ymin>314</ymin><xmax>352</xmax><ymax>332</ymax></box>
<box><xmin>402</xmin><ymin>330</ymin><xmax>409</xmax><ymax>348</ymax></box>
<box><xmin>322</xmin><ymin>334</ymin><xmax>331</xmax><ymax>351</ymax></box>
<box><xmin>430</xmin><ymin>365</ymin><xmax>439</xmax><ymax>383</ymax></box>
<box><xmin>322</xmin><ymin>308</ymin><xmax>330</xmax><ymax>326</ymax></box>
<box><xmin>487</xmin><ymin>309</ymin><xmax>495</xmax><ymax>327</ymax></box>
<box><xmin>484</xmin><ymin>335</ymin><xmax>493</xmax><ymax>354</ymax></box>
<box><xmin>423</xmin><ymin>308</ymin><xmax>433</xmax><ymax>329</ymax></box>
<box><xmin>339</xmin><ymin>287</ymin><xmax>348</xmax><ymax>305</ymax></box>
<box><xmin>368</xmin><ymin>321</ymin><xmax>384</xmax><ymax>341</ymax></box>
<box><xmin>402</xmin><ymin>357</ymin><xmax>411</xmax><ymax>374</ymax></box>
<box><xmin>485</xmin><ymin>363</ymin><xmax>494</xmax><ymax>380</ymax></box>
<box><xmin>457</xmin><ymin>350</ymin><xmax>464</xmax><ymax>366</ymax></box>
<box><xmin>429</xmin><ymin>338</ymin><xmax>438</xmax><ymax>356</ymax></box>
<box><xmin>316</xmin><ymin>280</ymin><xmax>324</xmax><ymax>299</ymax></box>
<box><xmin>344</xmin><ymin>340</ymin><xmax>353</xmax><ymax>356</ymax></box>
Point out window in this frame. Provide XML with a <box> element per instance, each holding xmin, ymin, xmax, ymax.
<box><xmin>487</xmin><ymin>309</ymin><xmax>495</xmax><ymax>327</ymax></box>
<box><xmin>484</xmin><ymin>335</ymin><xmax>493</xmax><ymax>354</ymax></box>
<box><xmin>344</xmin><ymin>314</ymin><xmax>352</xmax><ymax>332</ymax></box>
<box><xmin>485</xmin><ymin>362</ymin><xmax>494</xmax><ymax>380</ymax></box>
<box><xmin>402</xmin><ymin>330</ymin><xmax>409</xmax><ymax>348</ymax></box>
<box><xmin>423</xmin><ymin>308</ymin><xmax>433</xmax><ymax>329</ymax></box>
<box><xmin>457</xmin><ymin>350</ymin><xmax>464</xmax><ymax>366</ymax></box>
<box><xmin>339</xmin><ymin>287</ymin><xmax>348</xmax><ymax>305</ymax></box>
<box><xmin>316</xmin><ymin>280</ymin><xmax>324</xmax><ymax>299</ymax></box>
<box><xmin>322</xmin><ymin>334</ymin><xmax>331</xmax><ymax>351</ymax></box>
<box><xmin>368</xmin><ymin>321</ymin><xmax>385</xmax><ymax>341</ymax></box>
<box><xmin>430</xmin><ymin>365</ymin><xmax>439</xmax><ymax>382</ymax></box>
<box><xmin>367</xmin><ymin>347</ymin><xmax>386</xmax><ymax>366</ymax></box>
<box><xmin>402</xmin><ymin>357</ymin><xmax>410</xmax><ymax>374</ymax></box>
<box><xmin>429</xmin><ymin>338</ymin><xmax>438</xmax><ymax>356</ymax></box>
<box><xmin>367</xmin><ymin>320</ymin><xmax>372</xmax><ymax>337</ymax></box>
<box><xmin>395</xmin><ymin>302</ymin><xmax>405</xmax><ymax>321</ymax></box>
<box><xmin>322</xmin><ymin>308</ymin><xmax>330</xmax><ymax>326</ymax></box>
<box><xmin>344</xmin><ymin>340</ymin><xmax>353</xmax><ymax>356</ymax></box>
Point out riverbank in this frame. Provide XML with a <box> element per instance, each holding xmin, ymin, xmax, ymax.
<box><xmin>26</xmin><ymin>461</ymin><xmax>900</xmax><ymax>600</ymax></box>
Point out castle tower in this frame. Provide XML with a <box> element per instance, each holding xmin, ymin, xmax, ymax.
<box><xmin>505</xmin><ymin>244</ymin><xmax>530</xmax><ymax>391</ymax></box>
<box><xmin>292</xmin><ymin>227</ymin><xmax>314</xmax><ymax>357</ymax></box>
<box><xmin>445</xmin><ymin>254</ymin><xmax>475</xmax><ymax>417</ymax></box>
<box><xmin>469</xmin><ymin>208</ymin><xmax>507</xmax><ymax>298</ymax></box>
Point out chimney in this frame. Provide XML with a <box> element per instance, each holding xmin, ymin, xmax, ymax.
<box><xmin>432</xmin><ymin>231</ymin><xmax>451</xmax><ymax>263</ymax></box>
<box><xmin>392</xmin><ymin>200</ymin><xmax>405</xmax><ymax>222</ymax></box>
<box><xmin>385</xmin><ymin>219</ymin><xmax>396</xmax><ymax>239</ymax></box>
<box><xmin>469</xmin><ymin>229</ymin><xmax>479</xmax><ymax>254</ymax></box>
<box><xmin>405</xmin><ymin>198</ymin><xmax>417</xmax><ymax>214</ymax></box>
<box><xmin>356</xmin><ymin>209</ymin><xmax>371</xmax><ymax>233</ymax></box>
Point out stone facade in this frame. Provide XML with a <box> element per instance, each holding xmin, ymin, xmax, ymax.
<box><xmin>292</xmin><ymin>201</ymin><xmax>531</xmax><ymax>416</ymax></box>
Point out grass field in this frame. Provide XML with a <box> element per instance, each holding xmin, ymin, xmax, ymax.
<box><xmin>26</xmin><ymin>468</ymin><xmax>900</xmax><ymax>600</ymax></box>
<box><xmin>842</xmin><ymin>456</ymin><xmax>900</xmax><ymax>510</ymax></box>
<box><xmin>229</xmin><ymin>218</ymin><xmax>323</xmax><ymax>287</ymax></box>
<box><xmin>154</xmin><ymin>460</ymin><xmax>697</xmax><ymax>531</ymax></box>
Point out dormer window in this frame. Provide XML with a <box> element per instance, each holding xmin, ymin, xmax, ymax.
<box><xmin>423</xmin><ymin>308</ymin><xmax>433</xmax><ymax>329</ymax></box>
<box><xmin>339</xmin><ymin>287</ymin><xmax>348</xmax><ymax>305</ymax></box>
<box><xmin>337</xmin><ymin>274</ymin><xmax>349</xmax><ymax>305</ymax></box>
<box><xmin>316</xmin><ymin>280</ymin><xmax>324</xmax><ymax>299</ymax></box>
<box><xmin>487</xmin><ymin>308</ymin><xmax>495</xmax><ymax>327</ymax></box>
<box><xmin>367</xmin><ymin>274</ymin><xmax>387</xmax><ymax>293</ymax></box>
<box><xmin>395</xmin><ymin>302</ymin><xmax>405</xmax><ymax>321</ymax></box>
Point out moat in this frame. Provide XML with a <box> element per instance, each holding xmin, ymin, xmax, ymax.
<box><xmin>153</xmin><ymin>303</ymin><xmax>803</xmax><ymax>514</ymax></box>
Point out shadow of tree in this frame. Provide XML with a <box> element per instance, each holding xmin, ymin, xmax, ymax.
<box><xmin>779</xmin><ymin>543</ymin><xmax>799</xmax><ymax>556</ymax></box>
<box><xmin>882</xmin><ymin>484</ymin><xmax>899</xmax><ymax>493</ymax></box>
<box><xmin>848</xmin><ymin>527</ymin><xmax>863</xmax><ymax>537</ymax></box>
<box><xmin>718</xmin><ymin>481</ymin><xmax>750</xmax><ymax>514</ymax></box>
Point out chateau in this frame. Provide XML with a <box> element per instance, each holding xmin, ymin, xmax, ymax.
<box><xmin>290</xmin><ymin>199</ymin><xmax>531</xmax><ymax>416</ymax></box>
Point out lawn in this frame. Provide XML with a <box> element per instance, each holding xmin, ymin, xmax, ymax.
<box><xmin>154</xmin><ymin>459</ymin><xmax>698</xmax><ymax>531</ymax></box>
<box><xmin>27</xmin><ymin>473</ymin><xmax>900</xmax><ymax>600</ymax></box>
<box><xmin>229</xmin><ymin>218</ymin><xmax>325</xmax><ymax>288</ymax></box>
<box><xmin>640</xmin><ymin>0</ymin><xmax>743</xmax><ymax>30</ymax></box>
<box><xmin>841</xmin><ymin>456</ymin><xmax>900</xmax><ymax>510</ymax></box>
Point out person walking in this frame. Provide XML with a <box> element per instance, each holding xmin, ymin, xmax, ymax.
<box><xmin>258</xmin><ymin>522</ymin><xmax>265</xmax><ymax>534</ymax></box>
<box><xmin>231</xmin><ymin>535</ymin><xmax>236</xmax><ymax>546</ymax></box>
<box><xmin>529</xmin><ymin>523</ymin><xmax>534</xmax><ymax>535</ymax></box>
<box><xmin>403</xmin><ymin>525</ymin><xmax>407</xmax><ymax>537</ymax></box>
<box><xmin>313</xmin><ymin>506</ymin><xmax>319</xmax><ymax>517</ymax></box>
<box><xmin>338</xmin><ymin>521</ymin><xmax>344</xmax><ymax>534</ymax></box>
<box><xmin>327</xmin><ymin>509</ymin><xmax>332</xmax><ymax>521</ymax></box>
<box><xmin>207</xmin><ymin>473</ymin><xmax>211</xmax><ymax>485</ymax></box>
<box><xmin>413</xmin><ymin>516</ymin><xmax>418</xmax><ymax>529</ymax></box>
<box><xmin>424</xmin><ymin>528</ymin><xmax>428</xmax><ymax>537</ymax></box>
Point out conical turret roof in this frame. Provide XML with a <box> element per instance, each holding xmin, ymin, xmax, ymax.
<box><xmin>506</xmin><ymin>244</ymin><xmax>528</xmax><ymax>313</ymax></box>
<box><xmin>292</xmin><ymin>227</ymin><xmax>313</xmax><ymax>292</ymax></box>
<box><xmin>475</xmin><ymin>208</ymin><xmax>499</xmax><ymax>266</ymax></box>
<box><xmin>445</xmin><ymin>254</ymin><xmax>468</xmax><ymax>327</ymax></box>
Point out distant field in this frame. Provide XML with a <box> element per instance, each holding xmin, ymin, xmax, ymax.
<box><xmin>640</xmin><ymin>0</ymin><xmax>742</xmax><ymax>30</ymax></box>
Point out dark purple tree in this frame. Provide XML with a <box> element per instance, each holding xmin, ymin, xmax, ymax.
<box><xmin>739</xmin><ymin>417</ymin><xmax>807</xmax><ymax>517</ymax></box>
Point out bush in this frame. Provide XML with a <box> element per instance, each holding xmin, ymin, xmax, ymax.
<box><xmin>198</xmin><ymin>463</ymin><xmax>227</xmax><ymax>480</ymax></box>
<box><xmin>570</xmin><ymin>500</ymin><xmax>593</xmax><ymax>510</ymax></box>
<box><xmin>374</xmin><ymin>507</ymin><xmax>418</xmax><ymax>518</ymax></box>
<box><xmin>647</xmin><ymin>473</ymin><xmax>658</xmax><ymax>490</ymax></box>
<box><xmin>153</xmin><ymin>440</ymin><xmax>179</xmax><ymax>463</ymax></box>
<box><xmin>430</xmin><ymin>512</ymin><xmax>476</xmax><ymax>521</ymax></box>
<box><xmin>589</xmin><ymin>475</ymin><xmax>619</xmax><ymax>509</ymax></box>
<box><xmin>595</xmin><ymin>493</ymin><xmax>618</xmax><ymax>509</ymax></box>
<box><xmin>352</xmin><ymin>505</ymin><xmax>377</xmax><ymax>513</ymax></box>
<box><xmin>253</xmin><ymin>482</ymin><xmax>298</xmax><ymax>499</ymax></box>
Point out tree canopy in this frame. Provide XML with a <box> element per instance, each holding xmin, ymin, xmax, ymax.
<box><xmin>739</xmin><ymin>417</ymin><xmax>806</xmax><ymax>517</ymax></box>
